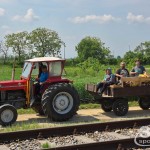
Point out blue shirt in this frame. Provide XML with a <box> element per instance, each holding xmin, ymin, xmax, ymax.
<box><xmin>39</xmin><ymin>72</ymin><xmax>49</xmax><ymax>82</ymax></box>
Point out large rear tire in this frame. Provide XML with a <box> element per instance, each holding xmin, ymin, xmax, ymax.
<box><xmin>32</xmin><ymin>104</ymin><xmax>45</xmax><ymax>115</ymax></box>
<box><xmin>41</xmin><ymin>83</ymin><xmax>80</xmax><ymax>121</ymax></box>
<box><xmin>138</xmin><ymin>97</ymin><xmax>150</xmax><ymax>110</ymax></box>
<box><xmin>112</xmin><ymin>99</ymin><xmax>128</xmax><ymax>116</ymax></box>
<box><xmin>0</xmin><ymin>104</ymin><xmax>18</xmax><ymax>126</ymax></box>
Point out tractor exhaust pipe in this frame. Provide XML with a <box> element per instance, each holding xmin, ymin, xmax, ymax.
<box><xmin>11</xmin><ymin>57</ymin><xmax>16</xmax><ymax>80</ymax></box>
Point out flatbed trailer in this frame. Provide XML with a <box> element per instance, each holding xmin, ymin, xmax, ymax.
<box><xmin>85</xmin><ymin>83</ymin><xmax>150</xmax><ymax>116</ymax></box>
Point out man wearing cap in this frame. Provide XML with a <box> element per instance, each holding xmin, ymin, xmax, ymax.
<box><xmin>96</xmin><ymin>68</ymin><xmax>116</xmax><ymax>95</ymax></box>
<box><xmin>116</xmin><ymin>62</ymin><xmax>129</xmax><ymax>83</ymax></box>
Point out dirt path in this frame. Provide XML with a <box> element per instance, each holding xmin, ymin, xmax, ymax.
<box><xmin>16</xmin><ymin>106</ymin><xmax>150</xmax><ymax>126</ymax></box>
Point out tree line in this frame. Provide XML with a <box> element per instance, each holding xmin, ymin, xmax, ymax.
<box><xmin>0</xmin><ymin>27</ymin><xmax>150</xmax><ymax>66</ymax></box>
<box><xmin>69</xmin><ymin>36</ymin><xmax>150</xmax><ymax>66</ymax></box>
<box><xmin>0</xmin><ymin>27</ymin><xmax>62</xmax><ymax>64</ymax></box>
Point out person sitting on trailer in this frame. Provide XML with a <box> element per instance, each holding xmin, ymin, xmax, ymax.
<box><xmin>130</xmin><ymin>59</ymin><xmax>146</xmax><ymax>76</ymax></box>
<box><xmin>116</xmin><ymin>62</ymin><xmax>129</xmax><ymax>83</ymax></box>
<box><xmin>96</xmin><ymin>68</ymin><xmax>116</xmax><ymax>95</ymax></box>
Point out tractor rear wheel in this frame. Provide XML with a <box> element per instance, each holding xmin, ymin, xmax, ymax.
<box><xmin>0</xmin><ymin>104</ymin><xmax>18</xmax><ymax>126</ymax></box>
<box><xmin>112</xmin><ymin>99</ymin><xmax>128</xmax><ymax>116</ymax></box>
<box><xmin>32</xmin><ymin>104</ymin><xmax>45</xmax><ymax>115</ymax></box>
<box><xmin>41</xmin><ymin>83</ymin><xmax>80</xmax><ymax>121</ymax></box>
<box><xmin>138</xmin><ymin>97</ymin><xmax>150</xmax><ymax>110</ymax></box>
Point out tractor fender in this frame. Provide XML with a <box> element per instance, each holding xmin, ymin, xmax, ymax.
<box><xmin>40</xmin><ymin>79</ymin><xmax>73</xmax><ymax>95</ymax></box>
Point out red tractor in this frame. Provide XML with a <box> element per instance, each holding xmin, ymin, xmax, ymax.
<box><xmin>0</xmin><ymin>57</ymin><xmax>80</xmax><ymax>126</ymax></box>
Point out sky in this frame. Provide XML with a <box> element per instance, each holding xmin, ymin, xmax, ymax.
<box><xmin>0</xmin><ymin>0</ymin><xmax>150</xmax><ymax>58</ymax></box>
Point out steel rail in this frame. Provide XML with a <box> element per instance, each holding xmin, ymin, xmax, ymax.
<box><xmin>0</xmin><ymin>118</ymin><xmax>150</xmax><ymax>149</ymax></box>
<box><xmin>49</xmin><ymin>137</ymin><xmax>150</xmax><ymax>150</ymax></box>
<box><xmin>0</xmin><ymin>118</ymin><xmax>150</xmax><ymax>141</ymax></box>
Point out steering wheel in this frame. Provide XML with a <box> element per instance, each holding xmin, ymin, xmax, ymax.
<box><xmin>30</xmin><ymin>77</ymin><xmax>36</xmax><ymax>82</ymax></box>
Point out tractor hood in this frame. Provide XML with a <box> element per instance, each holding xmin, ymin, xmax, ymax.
<box><xmin>0</xmin><ymin>80</ymin><xmax>27</xmax><ymax>91</ymax></box>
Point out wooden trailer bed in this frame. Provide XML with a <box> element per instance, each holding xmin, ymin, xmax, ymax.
<box><xmin>85</xmin><ymin>77</ymin><xmax>150</xmax><ymax>116</ymax></box>
<box><xmin>85</xmin><ymin>83</ymin><xmax>150</xmax><ymax>98</ymax></box>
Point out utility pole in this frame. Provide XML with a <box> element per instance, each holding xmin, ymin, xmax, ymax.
<box><xmin>62</xmin><ymin>42</ymin><xmax>66</xmax><ymax>59</ymax></box>
<box><xmin>141</xmin><ymin>43</ymin><xmax>144</xmax><ymax>57</ymax></box>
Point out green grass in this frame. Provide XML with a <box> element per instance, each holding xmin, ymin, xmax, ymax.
<box><xmin>41</xmin><ymin>142</ymin><xmax>50</xmax><ymax>149</ymax></box>
<box><xmin>0</xmin><ymin>121</ymin><xmax>41</xmax><ymax>132</ymax></box>
<box><xmin>128</xmin><ymin>101</ymin><xmax>138</xmax><ymax>107</ymax></box>
<box><xmin>18</xmin><ymin>108</ymin><xmax>35</xmax><ymax>114</ymax></box>
<box><xmin>0</xmin><ymin>64</ymin><xmax>22</xmax><ymax>80</ymax></box>
<box><xmin>79</xmin><ymin>103</ymin><xmax>100</xmax><ymax>109</ymax></box>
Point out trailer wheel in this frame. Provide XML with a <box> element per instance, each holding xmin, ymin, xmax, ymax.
<box><xmin>0</xmin><ymin>104</ymin><xmax>18</xmax><ymax>126</ymax></box>
<box><xmin>41</xmin><ymin>83</ymin><xmax>80</xmax><ymax>121</ymax></box>
<box><xmin>113</xmin><ymin>99</ymin><xmax>128</xmax><ymax>116</ymax></box>
<box><xmin>101</xmin><ymin>100</ymin><xmax>112</xmax><ymax>112</ymax></box>
<box><xmin>138</xmin><ymin>97</ymin><xmax>150</xmax><ymax>110</ymax></box>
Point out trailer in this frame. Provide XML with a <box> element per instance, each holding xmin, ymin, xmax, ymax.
<box><xmin>85</xmin><ymin>77</ymin><xmax>150</xmax><ymax>116</ymax></box>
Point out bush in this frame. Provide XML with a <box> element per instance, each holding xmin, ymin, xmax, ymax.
<box><xmin>65</xmin><ymin>58</ymin><xmax>80</xmax><ymax>66</ymax></box>
<box><xmin>74</xmin><ymin>82</ymin><xmax>93</xmax><ymax>100</ymax></box>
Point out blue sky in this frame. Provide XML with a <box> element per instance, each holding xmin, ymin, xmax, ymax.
<box><xmin>0</xmin><ymin>0</ymin><xmax>150</xmax><ymax>58</ymax></box>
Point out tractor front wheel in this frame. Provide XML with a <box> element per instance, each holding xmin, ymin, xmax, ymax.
<box><xmin>0</xmin><ymin>104</ymin><xmax>18</xmax><ymax>126</ymax></box>
<box><xmin>41</xmin><ymin>83</ymin><xmax>80</xmax><ymax>121</ymax></box>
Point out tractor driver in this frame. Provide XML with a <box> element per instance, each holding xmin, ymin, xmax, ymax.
<box><xmin>34</xmin><ymin>65</ymin><xmax>49</xmax><ymax>96</ymax></box>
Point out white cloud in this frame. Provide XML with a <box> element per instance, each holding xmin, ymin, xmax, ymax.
<box><xmin>12</xmin><ymin>8</ymin><xmax>39</xmax><ymax>22</ymax></box>
<box><xmin>69</xmin><ymin>14</ymin><xmax>120</xmax><ymax>24</ymax></box>
<box><xmin>127</xmin><ymin>12</ymin><xmax>150</xmax><ymax>24</ymax></box>
<box><xmin>0</xmin><ymin>8</ymin><xmax>5</xmax><ymax>16</ymax></box>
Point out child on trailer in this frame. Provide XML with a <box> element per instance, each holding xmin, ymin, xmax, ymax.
<box><xmin>96</xmin><ymin>68</ymin><xmax>116</xmax><ymax>95</ymax></box>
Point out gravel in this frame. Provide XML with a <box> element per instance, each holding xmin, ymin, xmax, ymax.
<box><xmin>115</xmin><ymin>128</ymin><xmax>139</xmax><ymax>138</ymax></box>
<box><xmin>47</xmin><ymin>135</ymin><xmax>84</xmax><ymax>146</ymax></box>
<box><xmin>6</xmin><ymin>139</ymin><xmax>40</xmax><ymax>150</ymax></box>
<box><xmin>4</xmin><ymin>131</ymin><xmax>118</xmax><ymax>149</ymax></box>
<box><xmin>84</xmin><ymin>131</ymin><xmax>119</xmax><ymax>142</ymax></box>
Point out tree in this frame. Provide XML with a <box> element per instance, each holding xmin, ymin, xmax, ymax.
<box><xmin>134</xmin><ymin>41</ymin><xmax>150</xmax><ymax>64</ymax></box>
<box><xmin>28</xmin><ymin>27</ymin><xmax>62</xmax><ymax>57</ymax></box>
<box><xmin>75</xmin><ymin>36</ymin><xmax>110</xmax><ymax>63</ymax></box>
<box><xmin>107</xmin><ymin>54</ymin><xmax>118</xmax><ymax>65</ymax></box>
<box><xmin>123</xmin><ymin>50</ymin><xmax>144</xmax><ymax>66</ymax></box>
<box><xmin>5</xmin><ymin>31</ymin><xmax>29</xmax><ymax>63</ymax></box>
<box><xmin>0</xmin><ymin>41</ymin><xmax>9</xmax><ymax>64</ymax></box>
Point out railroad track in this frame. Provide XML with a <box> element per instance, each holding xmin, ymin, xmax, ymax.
<box><xmin>0</xmin><ymin>118</ymin><xmax>150</xmax><ymax>150</ymax></box>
